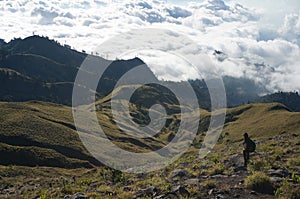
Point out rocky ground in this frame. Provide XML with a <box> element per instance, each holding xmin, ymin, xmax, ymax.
<box><xmin>0</xmin><ymin>133</ymin><xmax>300</xmax><ymax>199</ymax></box>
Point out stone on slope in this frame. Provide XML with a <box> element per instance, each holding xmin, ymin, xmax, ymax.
<box><xmin>170</xmin><ymin>169</ymin><xmax>192</xmax><ymax>180</ymax></box>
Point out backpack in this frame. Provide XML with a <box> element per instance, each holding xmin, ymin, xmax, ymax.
<box><xmin>247</xmin><ymin>138</ymin><xmax>256</xmax><ymax>152</ymax></box>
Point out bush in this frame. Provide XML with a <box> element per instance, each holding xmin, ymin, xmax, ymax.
<box><xmin>117</xmin><ymin>192</ymin><xmax>135</xmax><ymax>199</ymax></box>
<box><xmin>201</xmin><ymin>180</ymin><xmax>217</xmax><ymax>189</ymax></box>
<box><xmin>276</xmin><ymin>180</ymin><xmax>300</xmax><ymax>199</ymax></box>
<box><xmin>207</xmin><ymin>164</ymin><xmax>225</xmax><ymax>175</ymax></box>
<box><xmin>291</xmin><ymin>187</ymin><xmax>300</xmax><ymax>199</ymax></box>
<box><xmin>288</xmin><ymin>158</ymin><xmax>300</xmax><ymax>167</ymax></box>
<box><xmin>245</xmin><ymin>172</ymin><xmax>274</xmax><ymax>194</ymax></box>
<box><xmin>248</xmin><ymin>160</ymin><xmax>269</xmax><ymax>172</ymax></box>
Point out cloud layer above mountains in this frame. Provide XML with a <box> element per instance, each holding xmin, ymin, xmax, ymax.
<box><xmin>0</xmin><ymin>0</ymin><xmax>300</xmax><ymax>92</ymax></box>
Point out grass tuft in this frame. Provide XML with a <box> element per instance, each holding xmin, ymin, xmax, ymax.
<box><xmin>245</xmin><ymin>172</ymin><xmax>273</xmax><ymax>194</ymax></box>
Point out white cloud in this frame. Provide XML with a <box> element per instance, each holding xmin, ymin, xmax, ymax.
<box><xmin>279</xmin><ymin>13</ymin><xmax>300</xmax><ymax>45</ymax></box>
<box><xmin>0</xmin><ymin>0</ymin><xmax>300</xmax><ymax>91</ymax></box>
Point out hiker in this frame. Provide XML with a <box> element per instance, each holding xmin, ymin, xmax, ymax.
<box><xmin>243</xmin><ymin>133</ymin><xmax>256</xmax><ymax>167</ymax></box>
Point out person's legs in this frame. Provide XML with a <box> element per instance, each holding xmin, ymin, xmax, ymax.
<box><xmin>243</xmin><ymin>150</ymin><xmax>249</xmax><ymax>167</ymax></box>
<box><xmin>247</xmin><ymin>151</ymin><xmax>250</xmax><ymax>162</ymax></box>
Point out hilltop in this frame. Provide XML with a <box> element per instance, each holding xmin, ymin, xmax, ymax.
<box><xmin>0</xmin><ymin>35</ymin><xmax>151</xmax><ymax>105</ymax></box>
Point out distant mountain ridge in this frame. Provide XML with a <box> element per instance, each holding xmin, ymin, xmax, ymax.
<box><xmin>0</xmin><ymin>35</ymin><xmax>152</xmax><ymax>105</ymax></box>
<box><xmin>0</xmin><ymin>35</ymin><xmax>300</xmax><ymax>111</ymax></box>
<box><xmin>258</xmin><ymin>91</ymin><xmax>300</xmax><ymax>112</ymax></box>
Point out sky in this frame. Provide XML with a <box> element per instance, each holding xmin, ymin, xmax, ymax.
<box><xmin>0</xmin><ymin>0</ymin><xmax>300</xmax><ymax>92</ymax></box>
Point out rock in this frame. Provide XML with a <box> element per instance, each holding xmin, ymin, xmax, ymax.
<box><xmin>201</xmin><ymin>175</ymin><xmax>209</xmax><ymax>179</ymax></box>
<box><xmin>170</xmin><ymin>185</ymin><xmax>190</xmax><ymax>197</ymax></box>
<box><xmin>227</xmin><ymin>154</ymin><xmax>244</xmax><ymax>168</ymax></box>
<box><xmin>122</xmin><ymin>186</ymin><xmax>132</xmax><ymax>192</ymax></box>
<box><xmin>216</xmin><ymin>194</ymin><xmax>226</xmax><ymax>199</ymax></box>
<box><xmin>211</xmin><ymin>174</ymin><xmax>228</xmax><ymax>178</ymax></box>
<box><xmin>154</xmin><ymin>193</ymin><xmax>177</xmax><ymax>199</ymax></box>
<box><xmin>73</xmin><ymin>193</ymin><xmax>89</xmax><ymax>199</ymax></box>
<box><xmin>137</xmin><ymin>173</ymin><xmax>146</xmax><ymax>179</ymax></box>
<box><xmin>216</xmin><ymin>190</ymin><xmax>225</xmax><ymax>195</ymax></box>
<box><xmin>135</xmin><ymin>185</ymin><xmax>157</xmax><ymax>198</ymax></box>
<box><xmin>234</xmin><ymin>166</ymin><xmax>247</xmax><ymax>172</ymax></box>
<box><xmin>250</xmin><ymin>191</ymin><xmax>257</xmax><ymax>195</ymax></box>
<box><xmin>234</xmin><ymin>193</ymin><xmax>240</xmax><ymax>198</ymax></box>
<box><xmin>270</xmin><ymin>177</ymin><xmax>284</xmax><ymax>183</ymax></box>
<box><xmin>268</xmin><ymin>169</ymin><xmax>289</xmax><ymax>178</ymax></box>
<box><xmin>288</xmin><ymin>178</ymin><xmax>294</xmax><ymax>183</ymax></box>
<box><xmin>153</xmin><ymin>195</ymin><xmax>166</xmax><ymax>199</ymax></box>
<box><xmin>185</xmin><ymin>178</ymin><xmax>200</xmax><ymax>185</ymax></box>
<box><xmin>63</xmin><ymin>196</ymin><xmax>71</xmax><ymax>199</ymax></box>
<box><xmin>153</xmin><ymin>194</ymin><xmax>173</xmax><ymax>199</ymax></box>
<box><xmin>170</xmin><ymin>169</ymin><xmax>192</xmax><ymax>180</ymax></box>
<box><xmin>84</xmin><ymin>186</ymin><xmax>96</xmax><ymax>192</ymax></box>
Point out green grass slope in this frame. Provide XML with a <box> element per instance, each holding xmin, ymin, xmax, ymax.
<box><xmin>0</xmin><ymin>101</ymin><xmax>100</xmax><ymax>168</ymax></box>
<box><xmin>0</xmin><ymin>99</ymin><xmax>300</xmax><ymax>198</ymax></box>
<box><xmin>0</xmin><ymin>94</ymin><xmax>299</xmax><ymax>169</ymax></box>
<box><xmin>222</xmin><ymin>103</ymin><xmax>300</xmax><ymax>141</ymax></box>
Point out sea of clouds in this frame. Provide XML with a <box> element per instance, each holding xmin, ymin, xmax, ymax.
<box><xmin>0</xmin><ymin>0</ymin><xmax>300</xmax><ymax>92</ymax></box>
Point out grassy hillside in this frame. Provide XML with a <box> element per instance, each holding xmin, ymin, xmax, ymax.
<box><xmin>1</xmin><ymin>90</ymin><xmax>300</xmax><ymax>168</ymax></box>
<box><xmin>0</xmin><ymin>68</ymin><xmax>86</xmax><ymax>105</ymax></box>
<box><xmin>0</xmin><ymin>101</ymin><xmax>101</xmax><ymax>168</ymax></box>
<box><xmin>222</xmin><ymin>103</ymin><xmax>300</xmax><ymax>140</ymax></box>
<box><xmin>0</xmin><ymin>99</ymin><xmax>300</xmax><ymax>198</ymax></box>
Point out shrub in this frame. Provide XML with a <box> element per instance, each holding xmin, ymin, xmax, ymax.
<box><xmin>288</xmin><ymin>158</ymin><xmax>300</xmax><ymax>167</ymax></box>
<box><xmin>291</xmin><ymin>172</ymin><xmax>300</xmax><ymax>184</ymax></box>
<box><xmin>275</xmin><ymin>179</ymin><xmax>300</xmax><ymax>199</ymax></box>
<box><xmin>79</xmin><ymin>178</ymin><xmax>92</xmax><ymax>187</ymax></box>
<box><xmin>248</xmin><ymin>159</ymin><xmax>269</xmax><ymax>172</ymax></box>
<box><xmin>201</xmin><ymin>180</ymin><xmax>217</xmax><ymax>189</ymax></box>
<box><xmin>210</xmin><ymin>154</ymin><xmax>220</xmax><ymax>164</ymax></box>
<box><xmin>207</xmin><ymin>164</ymin><xmax>225</xmax><ymax>175</ymax></box>
<box><xmin>291</xmin><ymin>187</ymin><xmax>300</xmax><ymax>199</ymax></box>
<box><xmin>117</xmin><ymin>192</ymin><xmax>135</xmax><ymax>199</ymax></box>
<box><xmin>245</xmin><ymin>172</ymin><xmax>274</xmax><ymax>194</ymax></box>
<box><xmin>111</xmin><ymin>169</ymin><xmax>126</xmax><ymax>185</ymax></box>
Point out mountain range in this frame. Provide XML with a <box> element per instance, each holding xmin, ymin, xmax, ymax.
<box><xmin>1</xmin><ymin>35</ymin><xmax>300</xmax><ymax>111</ymax></box>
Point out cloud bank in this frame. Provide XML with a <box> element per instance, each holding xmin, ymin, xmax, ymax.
<box><xmin>0</xmin><ymin>0</ymin><xmax>299</xmax><ymax>92</ymax></box>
